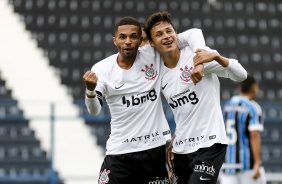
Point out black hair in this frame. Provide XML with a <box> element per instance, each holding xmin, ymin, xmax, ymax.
<box><xmin>145</xmin><ymin>11</ymin><xmax>176</xmax><ymax>41</ymax></box>
<box><xmin>240</xmin><ymin>75</ymin><xmax>257</xmax><ymax>93</ymax></box>
<box><xmin>114</xmin><ymin>17</ymin><xmax>142</xmax><ymax>36</ymax></box>
<box><xmin>139</xmin><ymin>22</ymin><xmax>146</xmax><ymax>30</ymax></box>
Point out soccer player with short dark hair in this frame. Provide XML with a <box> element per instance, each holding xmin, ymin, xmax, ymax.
<box><xmin>145</xmin><ymin>11</ymin><xmax>247</xmax><ymax>184</ymax></box>
<box><xmin>83</xmin><ymin>16</ymin><xmax>206</xmax><ymax>184</ymax></box>
<box><xmin>221</xmin><ymin>75</ymin><xmax>266</xmax><ymax>184</ymax></box>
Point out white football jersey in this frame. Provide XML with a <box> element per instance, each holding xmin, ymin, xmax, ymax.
<box><xmin>160</xmin><ymin>46</ymin><xmax>247</xmax><ymax>154</ymax></box>
<box><xmin>85</xmin><ymin>29</ymin><xmax>206</xmax><ymax>155</ymax></box>
<box><xmin>91</xmin><ymin>51</ymin><xmax>168</xmax><ymax>155</ymax></box>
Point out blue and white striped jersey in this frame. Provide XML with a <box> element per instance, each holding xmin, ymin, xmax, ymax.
<box><xmin>223</xmin><ymin>96</ymin><xmax>263</xmax><ymax>173</ymax></box>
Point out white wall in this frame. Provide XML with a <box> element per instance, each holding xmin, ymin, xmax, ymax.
<box><xmin>0</xmin><ymin>1</ymin><xmax>103</xmax><ymax>183</ymax></box>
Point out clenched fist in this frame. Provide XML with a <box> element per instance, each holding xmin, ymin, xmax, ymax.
<box><xmin>83</xmin><ymin>71</ymin><xmax>98</xmax><ymax>91</ymax></box>
<box><xmin>191</xmin><ymin>64</ymin><xmax>204</xmax><ymax>85</ymax></box>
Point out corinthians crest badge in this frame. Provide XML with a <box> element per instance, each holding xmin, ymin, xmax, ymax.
<box><xmin>98</xmin><ymin>169</ymin><xmax>111</xmax><ymax>184</ymax></box>
<box><xmin>141</xmin><ymin>64</ymin><xmax>158</xmax><ymax>80</ymax></box>
<box><xmin>180</xmin><ymin>65</ymin><xmax>193</xmax><ymax>82</ymax></box>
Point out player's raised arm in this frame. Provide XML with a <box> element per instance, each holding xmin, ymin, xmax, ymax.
<box><xmin>83</xmin><ymin>70</ymin><xmax>102</xmax><ymax>115</ymax></box>
<box><xmin>177</xmin><ymin>28</ymin><xmax>206</xmax><ymax>52</ymax></box>
<box><xmin>193</xmin><ymin>47</ymin><xmax>247</xmax><ymax>82</ymax></box>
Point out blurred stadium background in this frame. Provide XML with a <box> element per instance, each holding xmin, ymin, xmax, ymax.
<box><xmin>0</xmin><ymin>0</ymin><xmax>281</xmax><ymax>183</ymax></box>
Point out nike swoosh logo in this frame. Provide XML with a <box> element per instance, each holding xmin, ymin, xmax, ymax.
<box><xmin>162</xmin><ymin>83</ymin><xmax>168</xmax><ymax>90</ymax></box>
<box><xmin>115</xmin><ymin>84</ymin><xmax>124</xmax><ymax>89</ymax></box>
<box><xmin>200</xmin><ymin>176</ymin><xmax>211</xmax><ymax>181</ymax></box>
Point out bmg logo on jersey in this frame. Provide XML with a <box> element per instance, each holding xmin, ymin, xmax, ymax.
<box><xmin>122</xmin><ymin>89</ymin><xmax>157</xmax><ymax>107</ymax></box>
<box><xmin>194</xmin><ymin>162</ymin><xmax>216</xmax><ymax>176</ymax></box>
<box><xmin>169</xmin><ymin>90</ymin><xmax>199</xmax><ymax>109</ymax></box>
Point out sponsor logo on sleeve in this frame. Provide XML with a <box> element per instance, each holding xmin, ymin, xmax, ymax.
<box><xmin>209</xmin><ymin>135</ymin><xmax>216</xmax><ymax>140</ymax></box>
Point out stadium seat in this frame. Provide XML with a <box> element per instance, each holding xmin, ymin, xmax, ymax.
<box><xmin>8</xmin><ymin>0</ymin><xmax>282</xmax><ymax>174</ymax></box>
<box><xmin>0</xmin><ymin>76</ymin><xmax>63</xmax><ymax>183</ymax></box>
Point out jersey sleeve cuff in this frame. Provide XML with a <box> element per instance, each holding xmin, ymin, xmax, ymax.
<box><xmin>248</xmin><ymin>124</ymin><xmax>264</xmax><ymax>131</ymax></box>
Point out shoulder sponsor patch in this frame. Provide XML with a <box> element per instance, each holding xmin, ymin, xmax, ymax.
<box><xmin>209</xmin><ymin>135</ymin><xmax>216</xmax><ymax>140</ymax></box>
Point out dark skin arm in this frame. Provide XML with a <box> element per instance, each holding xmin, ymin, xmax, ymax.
<box><xmin>250</xmin><ymin>131</ymin><xmax>261</xmax><ymax>179</ymax></box>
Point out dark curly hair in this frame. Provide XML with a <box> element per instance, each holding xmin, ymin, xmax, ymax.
<box><xmin>145</xmin><ymin>11</ymin><xmax>176</xmax><ymax>41</ymax></box>
<box><xmin>114</xmin><ymin>17</ymin><xmax>142</xmax><ymax>36</ymax></box>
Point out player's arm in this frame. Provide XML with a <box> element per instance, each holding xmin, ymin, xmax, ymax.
<box><xmin>249</xmin><ymin>102</ymin><xmax>264</xmax><ymax>179</ymax></box>
<box><xmin>177</xmin><ymin>28</ymin><xmax>206</xmax><ymax>51</ymax></box>
<box><xmin>250</xmin><ymin>130</ymin><xmax>261</xmax><ymax>179</ymax></box>
<box><xmin>167</xmin><ymin>133</ymin><xmax>176</xmax><ymax>172</ymax></box>
<box><xmin>83</xmin><ymin>70</ymin><xmax>103</xmax><ymax>115</ymax></box>
<box><xmin>177</xmin><ymin>29</ymin><xmax>206</xmax><ymax>84</ymax></box>
<box><xmin>193</xmin><ymin>47</ymin><xmax>247</xmax><ymax>82</ymax></box>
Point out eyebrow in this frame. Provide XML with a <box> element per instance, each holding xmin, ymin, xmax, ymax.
<box><xmin>154</xmin><ymin>26</ymin><xmax>172</xmax><ymax>34</ymax></box>
<box><xmin>118</xmin><ymin>32</ymin><xmax>138</xmax><ymax>36</ymax></box>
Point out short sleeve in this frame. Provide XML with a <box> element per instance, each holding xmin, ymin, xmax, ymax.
<box><xmin>248</xmin><ymin>101</ymin><xmax>264</xmax><ymax>132</ymax></box>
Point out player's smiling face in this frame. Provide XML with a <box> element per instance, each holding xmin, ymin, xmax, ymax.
<box><xmin>113</xmin><ymin>25</ymin><xmax>142</xmax><ymax>60</ymax></box>
<box><xmin>149</xmin><ymin>22</ymin><xmax>178</xmax><ymax>55</ymax></box>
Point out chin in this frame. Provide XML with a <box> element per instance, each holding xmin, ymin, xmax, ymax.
<box><xmin>163</xmin><ymin>46</ymin><xmax>176</xmax><ymax>53</ymax></box>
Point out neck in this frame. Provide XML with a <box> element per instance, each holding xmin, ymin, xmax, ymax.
<box><xmin>240</xmin><ymin>93</ymin><xmax>253</xmax><ymax>100</ymax></box>
<box><xmin>161</xmin><ymin>48</ymin><xmax>180</xmax><ymax>68</ymax></box>
<box><xmin>117</xmin><ymin>54</ymin><xmax>136</xmax><ymax>70</ymax></box>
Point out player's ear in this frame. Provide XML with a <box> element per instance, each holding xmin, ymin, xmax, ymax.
<box><xmin>149</xmin><ymin>40</ymin><xmax>155</xmax><ymax>48</ymax></box>
<box><xmin>113</xmin><ymin>37</ymin><xmax>117</xmax><ymax>46</ymax></box>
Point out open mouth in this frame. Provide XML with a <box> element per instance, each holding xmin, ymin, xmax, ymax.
<box><xmin>124</xmin><ymin>48</ymin><xmax>133</xmax><ymax>54</ymax></box>
<box><xmin>124</xmin><ymin>48</ymin><xmax>133</xmax><ymax>51</ymax></box>
<box><xmin>163</xmin><ymin>40</ymin><xmax>173</xmax><ymax>46</ymax></box>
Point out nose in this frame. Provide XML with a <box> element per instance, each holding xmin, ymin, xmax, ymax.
<box><xmin>125</xmin><ymin>37</ymin><xmax>131</xmax><ymax>44</ymax></box>
<box><xmin>163</xmin><ymin>32</ymin><xmax>170</xmax><ymax>39</ymax></box>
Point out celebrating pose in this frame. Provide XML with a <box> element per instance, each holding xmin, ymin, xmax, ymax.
<box><xmin>83</xmin><ymin>16</ymin><xmax>205</xmax><ymax>184</ymax></box>
<box><xmin>145</xmin><ymin>12</ymin><xmax>247</xmax><ymax>184</ymax></box>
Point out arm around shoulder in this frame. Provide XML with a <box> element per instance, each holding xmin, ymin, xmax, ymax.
<box><xmin>178</xmin><ymin>28</ymin><xmax>206</xmax><ymax>52</ymax></box>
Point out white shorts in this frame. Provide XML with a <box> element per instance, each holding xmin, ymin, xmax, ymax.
<box><xmin>220</xmin><ymin>167</ymin><xmax>266</xmax><ymax>184</ymax></box>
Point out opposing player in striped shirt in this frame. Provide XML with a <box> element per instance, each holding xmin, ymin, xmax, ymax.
<box><xmin>221</xmin><ymin>75</ymin><xmax>266</xmax><ymax>184</ymax></box>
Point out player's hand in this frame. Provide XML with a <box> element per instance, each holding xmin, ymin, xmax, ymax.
<box><xmin>191</xmin><ymin>64</ymin><xmax>204</xmax><ymax>85</ymax></box>
<box><xmin>253</xmin><ymin>163</ymin><xmax>261</xmax><ymax>179</ymax></box>
<box><xmin>166</xmin><ymin>142</ymin><xmax>175</xmax><ymax>172</ymax></box>
<box><xmin>83</xmin><ymin>71</ymin><xmax>98</xmax><ymax>91</ymax></box>
<box><xmin>194</xmin><ymin>49</ymin><xmax>218</xmax><ymax>66</ymax></box>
